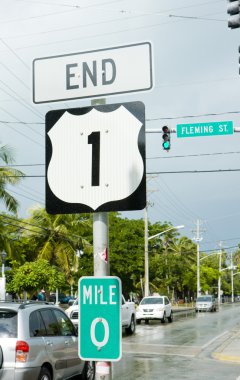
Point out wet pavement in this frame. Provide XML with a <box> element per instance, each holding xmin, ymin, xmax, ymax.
<box><xmin>212</xmin><ymin>327</ymin><xmax>240</xmax><ymax>364</ymax></box>
<box><xmin>111</xmin><ymin>303</ymin><xmax>240</xmax><ymax>379</ymax></box>
<box><xmin>173</xmin><ymin>304</ymin><xmax>240</xmax><ymax>364</ymax></box>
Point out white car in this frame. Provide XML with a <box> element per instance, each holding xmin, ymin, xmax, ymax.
<box><xmin>136</xmin><ymin>295</ymin><xmax>173</xmax><ymax>324</ymax></box>
<box><xmin>66</xmin><ymin>295</ymin><xmax>136</xmax><ymax>335</ymax></box>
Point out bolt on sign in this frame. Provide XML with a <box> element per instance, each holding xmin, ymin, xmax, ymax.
<box><xmin>78</xmin><ymin>276</ymin><xmax>122</xmax><ymax>361</ymax></box>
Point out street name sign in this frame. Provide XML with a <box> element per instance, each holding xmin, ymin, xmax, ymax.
<box><xmin>177</xmin><ymin>121</ymin><xmax>233</xmax><ymax>138</ymax></box>
<box><xmin>33</xmin><ymin>42</ymin><xmax>153</xmax><ymax>103</ymax></box>
<box><xmin>45</xmin><ymin>101</ymin><xmax>146</xmax><ymax>214</ymax></box>
<box><xmin>78</xmin><ymin>276</ymin><xmax>122</xmax><ymax>361</ymax></box>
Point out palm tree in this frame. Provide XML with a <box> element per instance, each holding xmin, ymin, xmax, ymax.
<box><xmin>22</xmin><ymin>207</ymin><xmax>92</xmax><ymax>284</ymax></box>
<box><xmin>0</xmin><ymin>144</ymin><xmax>24</xmax><ymax>213</ymax></box>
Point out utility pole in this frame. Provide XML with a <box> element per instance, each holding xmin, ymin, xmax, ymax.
<box><xmin>193</xmin><ymin>220</ymin><xmax>204</xmax><ymax>298</ymax></box>
<box><xmin>144</xmin><ymin>205</ymin><xmax>149</xmax><ymax>297</ymax></box>
<box><xmin>230</xmin><ymin>251</ymin><xmax>234</xmax><ymax>303</ymax></box>
<box><xmin>218</xmin><ymin>242</ymin><xmax>222</xmax><ymax>306</ymax></box>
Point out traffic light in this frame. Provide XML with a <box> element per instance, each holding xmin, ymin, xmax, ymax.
<box><xmin>227</xmin><ymin>0</ymin><xmax>240</xmax><ymax>29</ymax></box>
<box><xmin>162</xmin><ymin>126</ymin><xmax>171</xmax><ymax>151</ymax></box>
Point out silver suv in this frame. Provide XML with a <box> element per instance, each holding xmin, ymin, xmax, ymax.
<box><xmin>0</xmin><ymin>301</ymin><xmax>95</xmax><ymax>380</ymax></box>
<box><xmin>195</xmin><ymin>295</ymin><xmax>217</xmax><ymax>312</ymax></box>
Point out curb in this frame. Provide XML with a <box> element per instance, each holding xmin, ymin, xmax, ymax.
<box><xmin>172</xmin><ymin>307</ymin><xmax>195</xmax><ymax>313</ymax></box>
<box><xmin>212</xmin><ymin>330</ymin><xmax>240</xmax><ymax>364</ymax></box>
<box><xmin>212</xmin><ymin>352</ymin><xmax>240</xmax><ymax>363</ymax></box>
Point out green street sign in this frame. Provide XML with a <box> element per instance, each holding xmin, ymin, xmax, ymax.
<box><xmin>78</xmin><ymin>276</ymin><xmax>122</xmax><ymax>361</ymax></box>
<box><xmin>177</xmin><ymin>121</ymin><xmax>233</xmax><ymax>138</ymax></box>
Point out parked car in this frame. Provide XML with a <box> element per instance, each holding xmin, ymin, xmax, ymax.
<box><xmin>195</xmin><ymin>295</ymin><xmax>217</xmax><ymax>312</ymax></box>
<box><xmin>65</xmin><ymin>295</ymin><xmax>136</xmax><ymax>335</ymax></box>
<box><xmin>136</xmin><ymin>295</ymin><xmax>173</xmax><ymax>324</ymax></box>
<box><xmin>0</xmin><ymin>301</ymin><xmax>95</xmax><ymax>380</ymax></box>
<box><xmin>49</xmin><ymin>293</ymin><xmax>74</xmax><ymax>304</ymax></box>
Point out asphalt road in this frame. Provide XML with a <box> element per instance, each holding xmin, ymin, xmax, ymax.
<box><xmin>111</xmin><ymin>303</ymin><xmax>240</xmax><ymax>380</ymax></box>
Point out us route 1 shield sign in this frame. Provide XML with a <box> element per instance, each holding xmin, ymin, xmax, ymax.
<box><xmin>45</xmin><ymin>101</ymin><xmax>146</xmax><ymax>214</ymax></box>
<box><xmin>78</xmin><ymin>276</ymin><xmax>122</xmax><ymax>361</ymax></box>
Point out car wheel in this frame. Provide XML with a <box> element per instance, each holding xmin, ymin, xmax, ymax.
<box><xmin>38</xmin><ymin>367</ymin><xmax>52</xmax><ymax>380</ymax></box>
<box><xmin>82</xmin><ymin>361</ymin><xmax>95</xmax><ymax>380</ymax></box>
<box><xmin>136</xmin><ymin>319</ymin><xmax>141</xmax><ymax>324</ymax></box>
<box><xmin>125</xmin><ymin>315</ymin><xmax>136</xmax><ymax>335</ymax></box>
<box><xmin>145</xmin><ymin>319</ymin><xmax>149</xmax><ymax>324</ymax></box>
<box><xmin>161</xmin><ymin>313</ymin><xmax>167</xmax><ymax>323</ymax></box>
<box><xmin>168</xmin><ymin>311</ymin><xmax>173</xmax><ymax>323</ymax></box>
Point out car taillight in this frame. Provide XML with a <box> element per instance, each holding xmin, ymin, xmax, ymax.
<box><xmin>16</xmin><ymin>341</ymin><xmax>29</xmax><ymax>363</ymax></box>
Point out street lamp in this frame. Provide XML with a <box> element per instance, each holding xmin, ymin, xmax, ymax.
<box><xmin>144</xmin><ymin>225</ymin><xmax>184</xmax><ymax>297</ymax></box>
<box><xmin>1</xmin><ymin>251</ymin><xmax>7</xmax><ymax>301</ymax></box>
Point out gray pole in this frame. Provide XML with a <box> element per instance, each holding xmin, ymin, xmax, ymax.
<box><xmin>196</xmin><ymin>220</ymin><xmax>201</xmax><ymax>298</ymax></box>
<box><xmin>91</xmin><ymin>99</ymin><xmax>112</xmax><ymax>380</ymax></box>
<box><xmin>230</xmin><ymin>252</ymin><xmax>234</xmax><ymax>303</ymax></box>
<box><xmin>144</xmin><ymin>206</ymin><xmax>149</xmax><ymax>297</ymax></box>
<box><xmin>93</xmin><ymin>212</ymin><xmax>109</xmax><ymax>276</ymax></box>
<box><xmin>93</xmin><ymin>212</ymin><xmax>111</xmax><ymax>380</ymax></box>
<box><xmin>218</xmin><ymin>243</ymin><xmax>222</xmax><ymax>306</ymax></box>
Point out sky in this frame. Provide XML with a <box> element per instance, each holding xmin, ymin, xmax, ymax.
<box><xmin>0</xmin><ymin>0</ymin><xmax>240</xmax><ymax>256</ymax></box>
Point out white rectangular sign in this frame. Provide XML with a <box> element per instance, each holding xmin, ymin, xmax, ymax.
<box><xmin>33</xmin><ymin>42</ymin><xmax>153</xmax><ymax>103</ymax></box>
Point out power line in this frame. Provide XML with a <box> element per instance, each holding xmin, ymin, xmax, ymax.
<box><xmin>147</xmin><ymin>110</ymin><xmax>240</xmax><ymax>121</ymax></box>
<box><xmin>2</xmin><ymin>109</ymin><xmax>240</xmax><ymax>127</ymax></box>
<box><xmin>148</xmin><ymin>151</ymin><xmax>240</xmax><ymax>160</ymax></box>
<box><xmin>169</xmin><ymin>14</ymin><xmax>224</xmax><ymax>22</ymax></box>
<box><xmin>1</xmin><ymin>151</ymin><xmax>240</xmax><ymax>168</ymax></box>
<box><xmin>148</xmin><ymin>169</ymin><xmax>240</xmax><ymax>174</ymax></box>
<box><xmin>3</xmin><ymin>168</ymin><xmax>240</xmax><ymax>178</ymax></box>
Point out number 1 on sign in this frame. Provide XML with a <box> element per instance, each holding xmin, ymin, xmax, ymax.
<box><xmin>88</xmin><ymin>131</ymin><xmax>100</xmax><ymax>186</ymax></box>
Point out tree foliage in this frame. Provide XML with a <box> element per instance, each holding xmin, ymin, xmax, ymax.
<box><xmin>1</xmin><ymin>206</ymin><xmax>240</xmax><ymax>301</ymax></box>
<box><xmin>6</xmin><ymin>259</ymin><xmax>66</xmax><ymax>294</ymax></box>
<box><xmin>0</xmin><ymin>144</ymin><xmax>24</xmax><ymax>214</ymax></box>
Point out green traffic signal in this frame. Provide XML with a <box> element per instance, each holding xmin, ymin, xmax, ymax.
<box><xmin>163</xmin><ymin>140</ymin><xmax>170</xmax><ymax>150</ymax></box>
<box><xmin>162</xmin><ymin>126</ymin><xmax>171</xmax><ymax>151</ymax></box>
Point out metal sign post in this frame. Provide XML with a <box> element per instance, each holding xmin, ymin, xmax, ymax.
<box><xmin>93</xmin><ymin>212</ymin><xmax>112</xmax><ymax>379</ymax></box>
<box><xmin>91</xmin><ymin>98</ymin><xmax>111</xmax><ymax>380</ymax></box>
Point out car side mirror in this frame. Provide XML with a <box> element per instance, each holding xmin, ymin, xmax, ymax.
<box><xmin>68</xmin><ymin>299</ymin><xmax>74</xmax><ymax>306</ymax></box>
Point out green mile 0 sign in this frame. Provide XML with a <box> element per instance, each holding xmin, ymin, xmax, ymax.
<box><xmin>78</xmin><ymin>276</ymin><xmax>122</xmax><ymax>361</ymax></box>
<box><xmin>177</xmin><ymin>121</ymin><xmax>233</xmax><ymax>138</ymax></box>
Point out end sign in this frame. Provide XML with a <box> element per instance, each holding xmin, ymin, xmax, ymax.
<box><xmin>33</xmin><ymin>42</ymin><xmax>153</xmax><ymax>103</ymax></box>
<box><xmin>78</xmin><ymin>276</ymin><xmax>122</xmax><ymax>361</ymax></box>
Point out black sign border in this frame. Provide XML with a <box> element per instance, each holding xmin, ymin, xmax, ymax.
<box><xmin>46</xmin><ymin>101</ymin><xmax>146</xmax><ymax>215</ymax></box>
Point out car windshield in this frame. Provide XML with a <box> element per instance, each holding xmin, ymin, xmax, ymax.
<box><xmin>196</xmin><ymin>296</ymin><xmax>212</xmax><ymax>302</ymax></box>
<box><xmin>0</xmin><ymin>309</ymin><xmax>18</xmax><ymax>337</ymax></box>
<box><xmin>141</xmin><ymin>298</ymin><xmax>163</xmax><ymax>305</ymax></box>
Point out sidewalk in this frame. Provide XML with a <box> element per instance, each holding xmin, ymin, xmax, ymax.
<box><xmin>212</xmin><ymin>329</ymin><xmax>240</xmax><ymax>363</ymax></box>
<box><xmin>172</xmin><ymin>305</ymin><xmax>195</xmax><ymax>313</ymax></box>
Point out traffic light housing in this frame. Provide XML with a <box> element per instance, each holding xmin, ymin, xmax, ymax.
<box><xmin>227</xmin><ymin>0</ymin><xmax>240</xmax><ymax>29</ymax></box>
<box><xmin>162</xmin><ymin>126</ymin><xmax>171</xmax><ymax>151</ymax></box>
